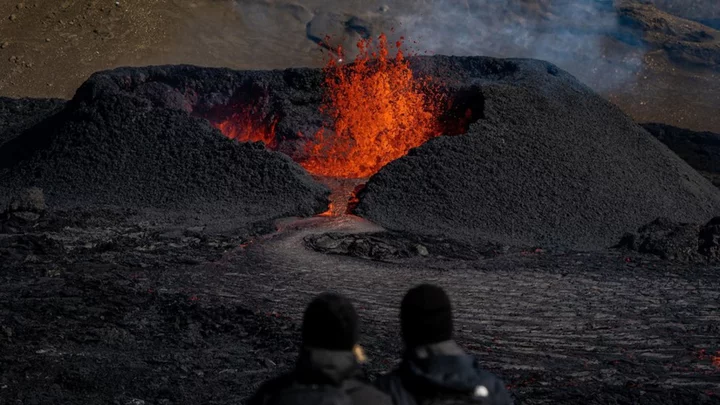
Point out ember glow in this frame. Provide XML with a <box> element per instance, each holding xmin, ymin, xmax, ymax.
<box><xmin>213</xmin><ymin>110</ymin><xmax>278</xmax><ymax>149</ymax></box>
<box><xmin>318</xmin><ymin>203</ymin><xmax>335</xmax><ymax>217</ymax></box>
<box><xmin>301</xmin><ymin>34</ymin><xmax>442</xmax><ymax>178</ymax></box>
<box><xmin>210</xmin><ymin>34</ymin><xmax>478</xmax><ymax>184</ymax></box>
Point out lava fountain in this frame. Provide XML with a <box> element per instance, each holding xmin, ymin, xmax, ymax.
<box><xmin>301</xmin><ymin>34</ymin><xmax>442</xmax><ymax>178</ymax></box>
<box><xmin>211</xmin><ymin>33</ymin><xmax>481</xmax><ymax>215</ymax></box>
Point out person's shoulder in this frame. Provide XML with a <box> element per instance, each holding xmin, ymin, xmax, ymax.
<box><xmin>473</xmin><ymin>368</ymin><xmax>504</xmax><ymax>386</ymax></box>
<box><xmin>469</xmin><ymin>364</ymin><xmax>513</xmax><ymax>405</ymax></box>
<box><xmin>345</xmin><ymin>378</ymin><xmax>394</xmax><ymax>405</ymax></box>
<box><xmin>374</xmin><ymin>369</ymin><xmax>402</xmax><ymax>391</ymax></box>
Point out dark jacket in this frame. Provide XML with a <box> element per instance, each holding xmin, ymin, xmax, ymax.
<box><xmin>375</xmin><ymin>341</ymin><xmax>514</xmax><ymax>405</ymax></box>
<box><xmin>247</xmin><ymin>348</ymin><xmax>392</xmax><ymax>405</ymax></box>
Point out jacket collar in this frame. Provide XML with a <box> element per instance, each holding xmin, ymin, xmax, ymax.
<box><xmin>410</xmin><ymin>340</ymin><xmax>466</xmax><ymax>359</ymax></box>
<box><xmin>295</xmin><ymin>347</ymin><xmax>361</xmax><ymax>385</ymax></box>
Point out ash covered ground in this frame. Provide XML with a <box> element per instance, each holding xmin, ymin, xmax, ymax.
<box><xmin>2</xmin><ymin>209</ymin><xmax>720</xmax><ymax>404</ymax></box>
<box><xmin>2</xmin><ymin>1</ymin><xmax>720</xmax><ymax>404</ymax></box>
<box><xmin>1</xmin><ymin>54</ymin><xmax>720</xmax><ymax>404</ymax></box>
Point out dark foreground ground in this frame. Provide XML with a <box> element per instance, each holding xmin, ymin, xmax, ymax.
<box><xmin>1</xmin><ymin>208</ymin><xmax>719</xmax><ymax>404</ymax></box>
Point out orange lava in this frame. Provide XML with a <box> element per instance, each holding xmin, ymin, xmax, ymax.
<box><xmin>318</xmin><ymin>203</ymin><xmax>335</xmax><ymax>217</ymax></box>
<box><xmin>213</xmin><ymin>110</ymin><xmax>278</xmax><ymax>149</ymax></box>
<box><xmin>346</xmin><ymin>184</ymin><xmax>365</xmax><ymax>214</ymax></box>
<box><xmin>301</xmin><ymin>34</ymin><xmax>441</xmax><ymax>178</ymax></box>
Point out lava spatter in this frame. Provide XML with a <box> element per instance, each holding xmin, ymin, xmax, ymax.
<box><xmin>301</xmin><ymin>34</ymin><xmax>442</xmax><ymax>178</ymax></box>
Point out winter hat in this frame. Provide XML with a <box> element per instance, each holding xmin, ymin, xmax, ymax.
<box><xmin>302</xmin><ymin>292</ymin><xmax>359</xmax><ymax>351</ymax></box>
<box><xmin>400</xmin><ymin>284</ymin><xmax>453</xmax><ymax>347</ymax></box>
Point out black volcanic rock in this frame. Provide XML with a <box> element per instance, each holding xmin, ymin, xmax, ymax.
<box><xmin>642</xmin><ymin>123</ymin><xmax>720</xmax><ymax>186</ymax></box>
<box><xmin>354</xmin><ymin>56</ymin><xmax>720</xmax><ymax>250</ymax></box>
<box><xmin>0</xmin><ymin>66</ymin><xmax>329</xmax><ymax>219</ymax></box>
<box><xmin>617</xmin><ymin>216</ymin><xmax>720</xmax><ymax>262</ymax></box>
<box><xmin>616</xmin><ymin>218</ymin><xmax>701</xmax><ymax>261</ymax></box>
<box><xmin>0</xmin><ymin>97</ymin><xmax>65</xmax><ymax>148</ymax></box>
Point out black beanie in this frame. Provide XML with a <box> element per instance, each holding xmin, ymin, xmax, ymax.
<box><xmin>302</xmin><ymin>292</ymin><xmax>359</xmax><ymax>351</ymax></box>
<box><xmin>400</xmin><ymin>284</ymin><xmax>453</xmax><ymax>347</ymax></box>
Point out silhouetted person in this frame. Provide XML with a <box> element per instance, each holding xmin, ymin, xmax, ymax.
<box><xmin>247</xmin><ymin>292</ymin><xmax>392</xmax><ymax>405</ymax></box>
<box><xmin>376</xmin><ymin>284</ymin><xmax>514</xmax><ymax>405</ymax></box>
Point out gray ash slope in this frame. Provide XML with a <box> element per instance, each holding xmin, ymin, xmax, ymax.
<box><xmin>0</xmin><ymin>66</ymin><xmax>329</xmax><ymax>219</ymax></box>
<box><xmin>355</xmin><ymin>56</ymin><xmax>720</xmax><ymax>250</ymax></box>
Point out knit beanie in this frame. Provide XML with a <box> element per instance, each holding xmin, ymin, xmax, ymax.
<box><xmin>302</xmin><ymin>292</ymin><xmax>359</xmax><ymax>351</ymax></box>
<box><xmin>400</xmin><ymin>284</ymin><xmax>453</xmax><ymax>347</ymax></box>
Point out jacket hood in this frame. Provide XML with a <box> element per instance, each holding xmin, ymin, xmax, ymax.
<box><xmin>404</xmin><ymin>341</ymin><xmax>487</xmax><ymax>393</ymax></box>
<box><xmin>295</xmin><ymin>347</ymin><xmax>361</xmax><ymax>385</ymax></box>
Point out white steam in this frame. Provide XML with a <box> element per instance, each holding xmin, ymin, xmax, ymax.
<box><xmin>388</xmin><ymin>0</ymin><xmax>645</xmax><ymax>91</ymax></box>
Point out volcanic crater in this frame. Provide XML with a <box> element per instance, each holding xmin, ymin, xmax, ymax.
<box><xmin>198</xmin><ymin>36</ymin><xmax>486</xmax><ymax>179</ymax></box>
<box><xmin>3</xmin><ymin>40</ymin><xmax>720</xmax><ymax>250</ymax></box>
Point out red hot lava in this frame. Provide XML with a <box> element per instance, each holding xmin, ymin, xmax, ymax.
<box><xmin>212</xmin><ymin>34</ymin><xmax>467</xmax><ymax>180</ymax></box>
<box><xmin>213</xmin><ymin>110</ymin><xmax>278</xmax><ymax>149</ymax></box>
<box><xmin>211</xmin><ymin>34</ymin><xmax>480</xmax><ymax>215</ymax></box>
<box><xmin>301</xmin><ymin>34</ymin><xmax>443</xmax><ymax>178</ymax></box>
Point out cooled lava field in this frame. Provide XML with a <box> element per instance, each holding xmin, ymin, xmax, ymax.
<box><xmin>2</xmin><ymin>1</ymin><xmax>720</xmax><ymax>404</ymax></box>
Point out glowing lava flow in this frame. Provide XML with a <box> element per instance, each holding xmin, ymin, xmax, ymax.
<box><xmin>212</xmin><ymin>34</ymin><xmax>447</xmax><ymax>180</ymax></box>
<box><xmin>210</xmin><ymin>34</ymin><xmax>466</xmax><ymax>216</ymax></box>
<box><xmin>301</xmin><ymin>34</ymin><xmax>441</xmax><ymax>178</ymax></box>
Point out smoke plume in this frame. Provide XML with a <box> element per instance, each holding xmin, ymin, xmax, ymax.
<box><xmin>389</xmin><ymin>0</ymin><xmax>645</xmax><ymax>91</ymax></box>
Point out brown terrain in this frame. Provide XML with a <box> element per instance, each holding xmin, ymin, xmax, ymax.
<box><xmin>1</xmin><ymin>0</ymin><xmax>719</xmax><ymax>131</ymax></box>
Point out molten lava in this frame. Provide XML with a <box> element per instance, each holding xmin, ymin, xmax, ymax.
<box><xmin>301</xmin><ymin>34</ymin><xmax>442</xmax><ymax>178</ymax></box>
<box><xmin>210</xmin><ymin>34</ymin><xmax>470</xmax><ymax>181</ymax></box>
<box><xmin>213</xmin><ymin>110</ymin><xmax>278</xmax><ymax>149</ymax></box>
<box><xmin>210</xmin><ymin>33</ymin><xmax>480</xmax><ymax>220</ymax></box>
<box><xmin>318</xmin><ymin>203</ymin><xmax>335</xmax><ymax>217</ymax></box>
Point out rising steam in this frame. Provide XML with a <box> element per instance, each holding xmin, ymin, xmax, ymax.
<box><xmin>390</xmin><ymin>0</ymin><xmax>644</xmax><ymax>92</ymax></box>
